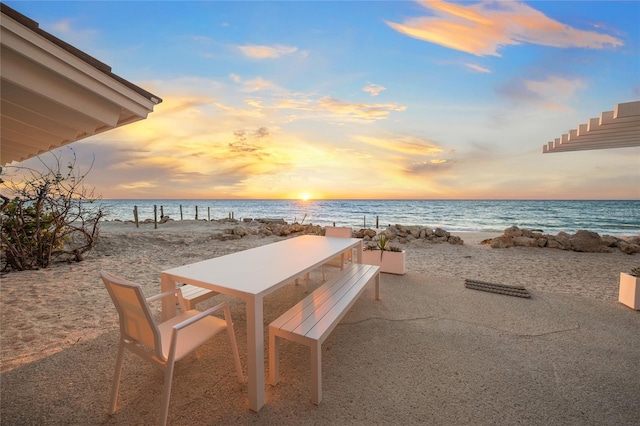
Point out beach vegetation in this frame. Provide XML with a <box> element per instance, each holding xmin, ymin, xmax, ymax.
<box><xmin>364</xmin><ymin>234</ymin><xmax>403</xmax><ymax>259</ymax></box>
<box><xmin>630</xmin><ymin>267</ymin><xmax>640</xmax><ymax>277</ymax></box>
<box><xmin>0</xmin><ymin>150</ymin><xmax>104</xmax><ymax>272</ymax></box>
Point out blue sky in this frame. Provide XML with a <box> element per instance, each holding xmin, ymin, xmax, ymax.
<box><xmin>7</xmin><ymin>0</ymin><xmax>640</xmax><ymax>199</ymax></box>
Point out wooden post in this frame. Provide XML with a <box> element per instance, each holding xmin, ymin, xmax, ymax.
<box><xmin>376</xmin><ymin>216</ymin><xmax>379</xmax><ymax>228</ymax></box>
<box><xmin>208</xmin><ymin>207</ymin><xmax>211</xmax><ymax>221</ymax></box>
<box><xmin>195</xmin><ymin>205</ymin><xmax>198</xmax><ymax>220</ymax></box>
<box><xmin>154</xmin><ymin>205</ymin><xmax>158</xmax><ymax>229</ymax></box>
<box><xmin>133</xmin><ymin>206</ymin><xmax>139</xmax><ymax>228</ymax></box>
<box><xmin>180</xmin><ymin>205</ymin><xmax>183</xmax><ymax>220</ymax></box>
<box><xmin>364</xmin><ymin>216</ymin><xmax>366</xmax><ymax>228</ymax></box>
<box><xmin>160</xmin><ymin>205</ymin><xmax>164</xmax><ymax>218</ymax></box>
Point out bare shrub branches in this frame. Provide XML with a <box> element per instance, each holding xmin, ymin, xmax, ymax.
<box><xmin>1</xmin><ymin>149</ymin><xmax>104</xmax><ymax>271</ymax></box>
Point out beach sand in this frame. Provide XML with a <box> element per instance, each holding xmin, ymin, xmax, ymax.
<box><xmin>1</xmin><ymin>220</ymin><xmax>638</xmax><ymax>424</ymax></box>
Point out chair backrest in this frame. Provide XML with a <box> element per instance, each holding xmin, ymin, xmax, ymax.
<box><xmin>101</xmin><ymin>271</ymin><xmax>164</xmax><ymax>361</ymax></box>
<box><xmin>325</xmin><ymin>226</ymin><xmax>352</xmax><ymax>238</ymax></box>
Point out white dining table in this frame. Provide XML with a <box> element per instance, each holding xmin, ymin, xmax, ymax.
<box><xmin>160</xmin><ymin>235</ymin><xmax>363</xmax><ymax>412</ymax></box>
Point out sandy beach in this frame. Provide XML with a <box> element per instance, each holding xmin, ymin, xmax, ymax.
<box><xmin>1</xmin><ymin>220</ymin><xmax>639</xmax><ymax>425</ymax></box>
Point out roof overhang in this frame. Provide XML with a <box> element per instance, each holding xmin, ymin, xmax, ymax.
<box><xmin>1</xmin><ymin>4</ymin><xmax>162</xmax><ymax>165</ymax></box>
<box><xmin>543</xmin><ymin>101</ymin><xmax>640</xmax><ymax>153</ymax></box>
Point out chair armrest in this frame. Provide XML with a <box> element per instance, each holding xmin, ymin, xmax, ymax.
<box><xmin>171</xmin><ymin>302</ymin><xmax>228</xmax><ymax>331</ymax></box>
<box><xmin>165</xmin><ymin>301</ymin><xmax>231</xmax><ymax>362</ymax></box>
<box><xmin>147</xmin><ymin>288</ymin><xmax>187</xmax><ymax>312</ymax></box>
<box><xmin>147</xmin><ymin>288</ymin><xmax>182</xmax><ymax>302</ymax></box>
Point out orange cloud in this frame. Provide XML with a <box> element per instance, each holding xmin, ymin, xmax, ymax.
<box><xmin>237</xmin><ymin>44</ymin><xmax>303</xmax><ymax>59</ymax></box>
<box><xmin>363</xmin><ymin>84</ymin><xmax>386</xmax><ymax>96</ymax></box>
<box><xmin>317</xmin><ymin>98</ymin><xmax>406</xmax><ymax>121</ymax></box>
<box><xmin>387</xmin><ymin>0</ymin><xmax>623</xmax><ymax>56</ymax></box>
<box><xmin>354</xmin><ymin>135</ymin><xmax>443</xmax><ymax>156</ymax></box>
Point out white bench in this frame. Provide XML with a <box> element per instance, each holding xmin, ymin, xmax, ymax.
<box><xmin>268</xmin><ymin>263</ymin><xmax>380</xmax><ymax>404</ymax></box>
<box><xmin>179</xmin><ymin>284</ymin><xmax>217</xmax><ymax>310</ymax></box>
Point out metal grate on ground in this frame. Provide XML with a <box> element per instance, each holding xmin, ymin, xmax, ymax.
<box><xmin>464</xmin><ymin>279</ymin><xmax>531</xmax><ymax>298</ymax></box>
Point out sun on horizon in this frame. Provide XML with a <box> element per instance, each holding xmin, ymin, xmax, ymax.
<box><xmin>299</xmin><ymin>193</ymin><xmax>311</xmax><ymax>201</ymax></box>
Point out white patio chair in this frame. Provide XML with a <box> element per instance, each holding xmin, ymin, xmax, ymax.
<box><xmin>322</xmin><ymin>226</ymin><xmax>353</xmax><ymax>280</ymax></box>
<box><xmin>101</xmin><ymin>271</ymin><xmax>244</xmax><ymax>426</ymax></box>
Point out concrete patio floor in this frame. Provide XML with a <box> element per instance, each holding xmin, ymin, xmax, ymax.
<box><xmin>2</xmin><ymin>271</ymin><xmax>639</xmax><ymax>425</ymax></box>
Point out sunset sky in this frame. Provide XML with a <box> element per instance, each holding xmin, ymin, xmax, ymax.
<box><xmin>7</xmin><ymin>0</ymin><xmax>640</xmax><ymax>200</ymax></box>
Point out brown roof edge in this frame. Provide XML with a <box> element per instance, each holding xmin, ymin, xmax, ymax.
<box><xmin>1</xmin><ymin>2</ymin><xmax>162</xmax><ymax>104</ymax></box>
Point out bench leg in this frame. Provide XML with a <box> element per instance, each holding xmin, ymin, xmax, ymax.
<box><xmin>269</xmin><ymin>330</ymin><xmax>280</xmax><ymax>386</ymax></box>
<box><xmin>310</xmin><ymin>341</ymin><xmax>322</xmax><ymax>405</ymax></box>
<box><xmin>295</xmin><ymin>273</ymin><xmax>310</xmax><ymax>288</ymax></box>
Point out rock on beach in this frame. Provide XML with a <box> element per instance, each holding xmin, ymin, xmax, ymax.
<box><xmin>481</xmin><ymin>226</ymin><xmax>640</xmax><ymax>254</ymax></box>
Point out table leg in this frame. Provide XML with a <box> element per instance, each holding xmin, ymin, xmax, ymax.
<box><xmin>246</xmin><ymin>296</ymin><xmax>265</xmax><ymax>412</ymax></box>
<box><xmin>160</xmin><ymin>273</ymin><xmax>176</xmax><ymax>321</ymax></box>
<box><xmin>356</xmin><ymin>241</ymin><xmax>363</xmax><ymax>263</ymax></box>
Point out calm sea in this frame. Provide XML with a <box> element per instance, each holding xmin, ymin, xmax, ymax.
<box><xmin>99</xmin><ymin>200</ymin><xmax>640</xmax><ymax>236</ymax></box>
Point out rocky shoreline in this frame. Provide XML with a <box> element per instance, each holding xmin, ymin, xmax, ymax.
<box><xmin>111</xmin><ymin>218</ymin><xmax>640</xmax><ymax>253</ymax></box>
<box><xmin>481</xmin><ymin>226</ymin><xmax>640</xmax><ymax>254</ymax></box>
<box><xmin>120</xmin><ymin>217</ymin><xmax>465</xmax><ymax>245</ymax></box>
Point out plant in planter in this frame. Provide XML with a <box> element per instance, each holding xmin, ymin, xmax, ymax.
<box><xmin>362</xmin><ymin>235</ymin><xmax>405</xmax><ymax>275</ymax></box>
<box><xmin>618</xmin><ymin>266</ymin><xmax>639</xmax><ymax>310</ymax></box>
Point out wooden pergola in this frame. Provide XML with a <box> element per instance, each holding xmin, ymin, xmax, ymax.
<box><xmin>543</xmin><ymin>101</ymin><xmax>640</xmax><ymax>153</ymax></box>
<box><xmin>1</xmin><ymin>4</ymin><xmax>162</xmax><ymax>166</ymax></box>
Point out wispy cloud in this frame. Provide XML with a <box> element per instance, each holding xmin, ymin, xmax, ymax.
<box><xmin>387</xmin><ymin>0</ymin><xmax>623</xmax><ymax>57</ymax></box>
<box><xmin>363</xmin><ymin>84</ymin><xmax>386</xmax><ymax>96</ymax></box>
<box><xmin>464</xmin><ymin>63</ymin><xmax>491</xmax><ymax>73</ymax></box>
<box><xmin>230</xmin><ymin>74</ymin><xmax>278</xmax><ymax>93</ymax></box>
<box><xmin>354</xmin><ymin>135</ymin><xmax>443</xmax><ymax>156</ymax></box>
<box><xmin>406</xmin><ymin>158</ymin><xmax>455</xmax><ymax>175</ymax></box>
<box><xmin>498</xmin><ymin>75</ymin><xmax>586</xmax><ymax>110</ymax></box>
<box><xmin>317</xmin><ymin>98</ymin><xmax>406</xmax><ymax>121</ymax></box>
<box><xmin>237</xmin><ymin>44</ymin><xmax>305</xmax><ymax>59</ymax></box>
<box><xmin>44</xmin><ymin>19</ymin><xmax>99</xmax><ymax>52</ymax></box>
<box><xmin>229</xmin><ymin>75</ymin><xmax>404</xmax><ymax>122</ymax></box>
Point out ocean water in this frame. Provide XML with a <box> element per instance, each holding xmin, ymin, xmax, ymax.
<box><xmin>99</xmin><ymin>199</ymin><xmax>640</xmax><ymax>236</ymax></box>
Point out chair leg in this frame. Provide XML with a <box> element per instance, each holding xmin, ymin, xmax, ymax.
<box><xmin>268</xmin><ymin>331</ymin><xmax>279</xmax><ymax>386</ymax></box>
<box><xmin>160</xmin><ymin>362</ymin><xmax>175</xmax><ymax>426</ymax></box>
<box><xmin>224</xmin><ymin>304</ymin><xmax>244</xmax><ymax>383</ymax></box>
<box><xmin>310</xmin><ymin>341</ymin><xmax>322</xmax><ymax>405</ymax></box>
<box><xmin>109</xmin><ymin>340</ymin><xmax>126</xmax><ymax>414</ymax></box>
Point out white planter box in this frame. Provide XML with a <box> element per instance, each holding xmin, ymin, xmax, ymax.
<box><xmin>362</xmin><ymin>249</ymin><xmax>405</xmax><ymax>275</ymax></box>
<box><xmin>619</xmin><ymin>272</ymin><xmax>639</xmax><ymax>310</ymax></box>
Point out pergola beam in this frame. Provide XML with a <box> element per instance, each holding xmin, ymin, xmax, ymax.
<box><xmin>543</xmin><ymin>101</ymin><xmax>640</xmax><ymax>153</ymax></box>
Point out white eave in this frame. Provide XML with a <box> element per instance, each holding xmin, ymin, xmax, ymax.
<box><xmin>543</xmin><ymin>101</ymin><xmax>640</xmax><ymax>153</ymax></box>
<box><xmin>1</xmin><ymin>4</ymin><xmax>162</xmax><ymax>165</ymax></box>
